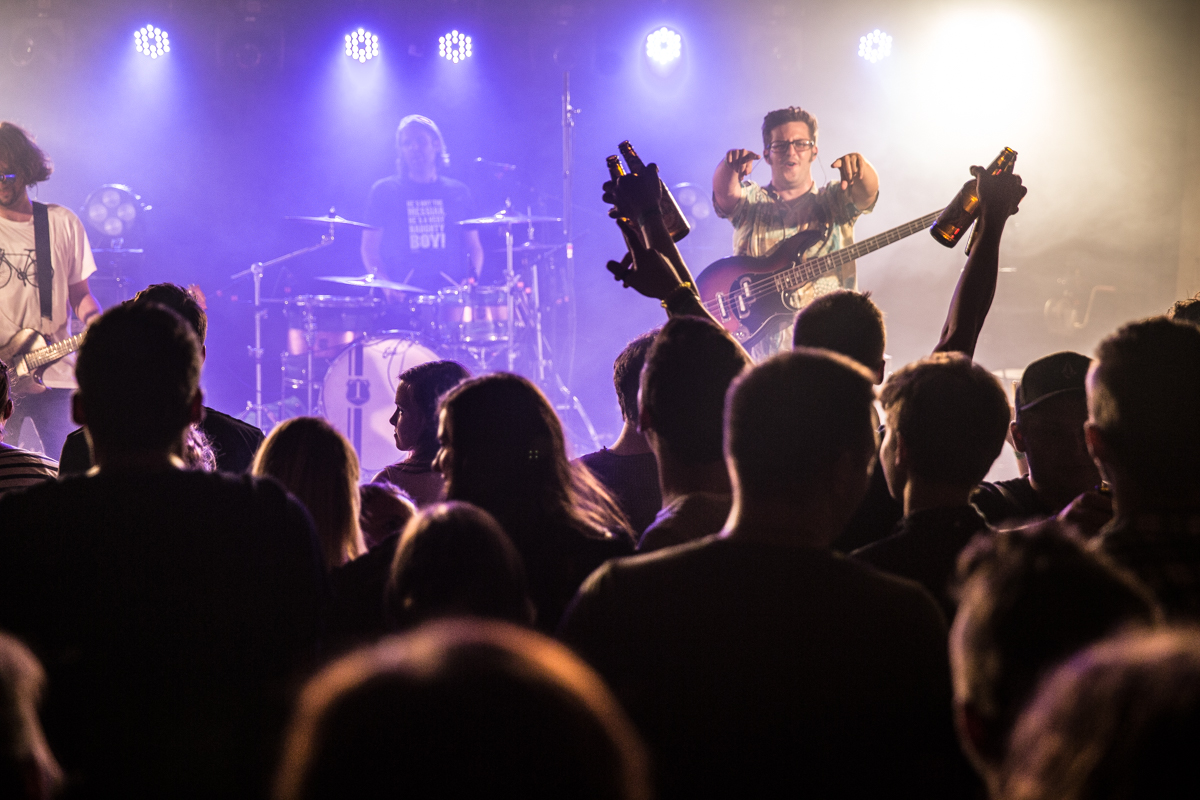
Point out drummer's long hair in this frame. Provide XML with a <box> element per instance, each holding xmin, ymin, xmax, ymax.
<box><xmin>253</xmin><ymin>416</ymin><xmax>365</xmax><ymax>570</ymax></box>
<box><xmin>438</xmin><ymin>374</ymin><xmax>632</xmax><ymax>546</ymax></box>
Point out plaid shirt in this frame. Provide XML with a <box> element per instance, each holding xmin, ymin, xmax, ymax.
<box><xmin>1096</xmin><ymin>511</ymin><xmax>1200</xmax><ymax>620</ymax></box>
<box><xmin>715</xmin><ymin>180</ymin><xmax>874</xmax><ymax>360</ymax></box>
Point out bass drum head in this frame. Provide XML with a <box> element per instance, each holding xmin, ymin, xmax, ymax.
<box><xmin>322</xmin><ymin>335</ymin><xmax>441</xmax><ymax>475</ymax></box>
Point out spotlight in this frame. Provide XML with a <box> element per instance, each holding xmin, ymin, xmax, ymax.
<box><xmin>645</xmin><ymin>27</ymin><xmax>682</xmax><ymax>66</ymax></box>
<box><xmin>345</xmin><ymin>28</ymin><xmax>379</xmax><ymax>63</ymax></box>
<box><xmin>438</xmin><ymin>30</ymin><xmax>472</xmax><ymax>63</ymax></box>
<box><xmin>82</xmin><ymin>185</ymin><xmax>148</xmax><ymax>243</ymax></box>
<box><xmin>858</xmin><ymin>29</ymin><xmax>892</xmax><ymax>63</ymax></box>
<box><xmin>133</xmin><ymin>25</ymin><xmax>170</xmax><ymax>59</ymax></box>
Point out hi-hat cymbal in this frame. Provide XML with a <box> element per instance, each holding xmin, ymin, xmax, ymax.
<box><xmin>286</xmin><ymin>213</ymin><xmax>378</xmax><ymax>230</ymax></box>
<box><xmin>317</xmin><ymin>274</ymin><xmax>429</xmax><ymax>293</ymax></box>
<box><xmin>459</xmin><ymin>210</ymin><xmax>563</xmax><ymax>226</ymax></box>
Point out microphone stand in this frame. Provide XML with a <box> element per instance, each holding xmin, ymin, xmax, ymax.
<box><xmin>231</xmin><ymin>219</ymin><xmax>337</xmax><ymax>430</ymax></box>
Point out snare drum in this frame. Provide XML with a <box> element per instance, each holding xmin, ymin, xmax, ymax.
<box><xmin>322</xmin><ymin>335</ymin><xmax>442</xmax><ymax>473</ymax></box>
<box><xmin>436</xmin><ymin>285</ymin><xmax>510</xmax><ymax>344</ymax></box>
<box><xmin>286</xmin><ymin>295</ymin><xmax>384</xmax><ymax>359</ymax></box>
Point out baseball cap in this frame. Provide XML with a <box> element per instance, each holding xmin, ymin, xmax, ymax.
<box><xmin>1016</xmin><ymin>351</ymin><xmax>1092</xmax><ymax>411</ymax></box>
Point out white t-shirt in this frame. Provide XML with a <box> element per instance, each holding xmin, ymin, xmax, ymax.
<box><xmin>0</xmin><ymin>204</ymin><xmax>97</xmax><ymax>387</ymax></box>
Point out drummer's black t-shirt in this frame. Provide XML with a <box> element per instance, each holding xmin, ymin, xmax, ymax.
<box><xmin>365</xmin><ymin>174</ymin><xmax>478</xmax><ymax>292</ymax></box>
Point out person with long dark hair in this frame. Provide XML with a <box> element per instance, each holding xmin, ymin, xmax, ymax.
<box><xmin>373</xmin><ymin>360</ymin><xmax>470</xmax><ymax>507</ymax></box>
<box><xmin>437</xmin><ymin>373</ymin><xmax>634</xmax><ymax>630</ymax></box>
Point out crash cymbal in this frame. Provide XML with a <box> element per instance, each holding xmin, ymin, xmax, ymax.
<box><xmin>285</xmin><ymin>213</ymin><xmax>378</xmax><ymax>230</ymax></box>
<box><xmin>489</xmin><ymin>241</ymin><xmax>566</xmax><ymax>254</ymax></box>
<box><xmin>316</xmin><ymin>274</ymin><xmax>429</xmax><ymax>293</ymax></box>
<box><xmin>459</xmin><ymin>210</ymin><xmax>563</xmax><ymax>226</ymax></box>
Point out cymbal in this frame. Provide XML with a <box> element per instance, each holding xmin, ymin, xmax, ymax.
<box><xmin>459</xmin><ymin>210</ymin><xmax>563</xmax><ymax>226</ymax></box>
<box><xmin>489</xmin><ymin>242</ymin><xmax>566</xmax><ymax>254</ymax></box>
<box><xmin>286</xmin><ymin>213</ymin><xmax>378</xmax><ymax>230</ymax></box>
<box><xmin>316</xmin><ymin>274</ymin><xmax>429</xmax><ymax>293</ymax></box>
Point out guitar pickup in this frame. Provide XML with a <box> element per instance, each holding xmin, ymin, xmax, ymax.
<box><xmin>716</xmin><ymin>293</ymin><xmax>729</xmax><ymax>321</ymax></box>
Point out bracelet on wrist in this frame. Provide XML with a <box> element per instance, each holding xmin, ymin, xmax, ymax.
<box><xmin>661</xmin><ymin>281</ymin><xmax>696</xmax><ymax>310</ymax></box>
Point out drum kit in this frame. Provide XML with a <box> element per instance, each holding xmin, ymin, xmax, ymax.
<box><xmin>232</xmin><ymin>207</ymin><xmax>596</xmax><ymax>473</ymax></box>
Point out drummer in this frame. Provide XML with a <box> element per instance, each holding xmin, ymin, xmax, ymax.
<box><xmin>361</xmin><ymin>115</ymin><xmax>484</xmax><ymax>292</ymax></box>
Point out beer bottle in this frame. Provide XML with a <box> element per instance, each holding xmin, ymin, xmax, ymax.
<box><xmin>606</xmin><ymin>154</ymin><xmax>626</xmax><ymax>180</ymax></box>
<box><xmin>617</xmin><ymin>140</ymin><xmax>691</xmax><ymax>242</ymax></box>
<box><xmin>930</xmin><ymin>147</ymin><xmax>1017</xmax><ymax>248</ymax></box>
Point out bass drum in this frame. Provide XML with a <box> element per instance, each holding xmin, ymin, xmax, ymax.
<box><xmin>322</xmin><ymin>335</ymin><xmax>441</xmax><ymax>475</ymax></box>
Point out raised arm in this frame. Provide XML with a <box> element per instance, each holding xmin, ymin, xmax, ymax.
<box><xmin>933</xmin><ymin>168</ymin><xmax>1027</xmax><ymax>358</ymax></box>
<box><xmin>712</xmin><ymin>149</ymin><xmax>760</xmax><ymax>217</ymax></box>
<box><xmin>605</xmin><ymin>164</ymin><xmax>752</xmax><ymax>362</ymax></box>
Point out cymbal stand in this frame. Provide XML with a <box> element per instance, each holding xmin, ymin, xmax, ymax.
<box><xmin>231</xmin><ymin>219</ymin><xmax>337</xmax><ymax>430</ymax></box>
<box><xmin>504</xmin><ymin>225</ymin><xmax>517</xmax><ymax>371</ymax></box>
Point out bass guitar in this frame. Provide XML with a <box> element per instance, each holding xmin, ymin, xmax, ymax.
<box><xmin>695</xmin><ymin>210</ymin><xmax>943</xmax><ymax>348</ymax></box>
<box><xmin>0</xmin><ymin>328</ymin><xmax>87</xmax><ymax>396</ymax></box>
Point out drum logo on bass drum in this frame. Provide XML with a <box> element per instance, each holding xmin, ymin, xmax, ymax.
<box><xmin>346</xmin><ymin>378</ymin><xmax>371</xmax><ymax>405</ymax></box>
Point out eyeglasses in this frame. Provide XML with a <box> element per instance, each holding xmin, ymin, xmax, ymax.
<box><xmin>0</xmin><ymin>174</ymin><xmax>18</xmax><ymax>185</ymax></box>
<box><xmin>766</xmin><ymin>139</ymin><xmax>815</xmax><ymax>155</ymax></box>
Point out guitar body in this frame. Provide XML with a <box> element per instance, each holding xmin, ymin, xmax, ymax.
<box><xmin>1</xmin><ymin>328</ymin><xmax>60</xmax><ymax>396</ymax></box>
<box><xmin>695</xmin><ymin>227</ymin><xmax>828</xmax><ymax>348</ymax></box>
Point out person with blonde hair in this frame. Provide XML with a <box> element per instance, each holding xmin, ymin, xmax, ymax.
<box><xmin>254</xmin><ymin>416</ymin><xmax>365</xmax><ymax>570</ymax></box>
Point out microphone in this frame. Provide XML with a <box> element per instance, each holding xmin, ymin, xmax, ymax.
<box><xmin>474</xmin><ymin>157</ymin><xmax>518</xmax><ymax>173</ymax></box>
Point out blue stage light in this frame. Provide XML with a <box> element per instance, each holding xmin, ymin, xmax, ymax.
<box><xmin>858</xmin><ymin>29</ymin><xmax>892</xmax><ymax>63</ymax></box>
<box><xmin>133</xmin><ymin>25</ymin><xmax>170</xmax><ymax>59</ymax></box>
<box><xmin>345</xmin><ymin>28</ymin><xmax>380</xmax><ymax>63</ymax></box>
<box><xmin>438</xmin><ymin>30</ymin><xmax>472</xmax><ymax>63</ymax></box>
<box><xmin>645</xmin><ymin>27</ymin><xmax>682</xmax><ymax>66</ymax></box>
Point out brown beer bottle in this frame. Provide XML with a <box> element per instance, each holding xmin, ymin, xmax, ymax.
<box><xmin>606</xmin><ymin>154</ymin><xmax>626</xmax><ymax>179</ymax></box>
<box><xmin>617</xmin><ymin>140</ymin><xmax>691</xmax><ymax>242</ymax></box>
<box><xmin>930</xmin><ymin>147</ymin><xmax>1017</xmax><ymax>248</ymax></box>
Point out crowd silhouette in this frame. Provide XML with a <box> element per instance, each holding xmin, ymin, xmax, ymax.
<box><xmin>1</xmin><ymin>155</ymin><xmax>1199</xmax><ymax>800</ymax></box>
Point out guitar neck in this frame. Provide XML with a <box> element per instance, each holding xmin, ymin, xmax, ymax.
<box><xmin>27</xmin><ymin>331</ymin><xmax>87</xmax><ymax>370</ymax></box>
<box><xmin>774</xmin><ymin>209</ymin><xmax>945</xmax><ymax>292</ymax></box>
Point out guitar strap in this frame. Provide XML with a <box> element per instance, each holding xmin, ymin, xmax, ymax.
<box><xmin>31</xmin><ymin>201</ymin><xmax>53</xmax><ymax>319</ymax></box>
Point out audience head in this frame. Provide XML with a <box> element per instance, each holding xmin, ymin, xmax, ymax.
<box><xmin>613</xmin><ymin>332</ymin><xmax>657</xmax><ymax>426</ymax></box>
<box><xmin>358</xmin><ymin>483</ymin><xmax>416</xmax><ymax>550</ymax></box>
<box><xmin>792</xmin><ymin>290</ymin><xmax>886</xmax><ymax>383</ymax></box>
<box><xmin>275</xmin><ymin>620</ymin><xmax>651</xmax><ymax>800</ymax></box>
<box><xmin>133</xmin><ymin>283</ymin><xmax>207</xmax><ymax>346</ymax></box>
<box><xmin>0</xmin><ymin>122</ymin><xmax>52</xmax><ymax>189</ymax></box>
<box><xmin>253</xmin><ymin>416</ymin><xmax>365</xmax><ymax>570</ymax></box>
<box><xmin>1012</xmin><ymin>352</ymin><xmax>1099</xmax><ymax>507</ymax></box>
<box><xmin>1167</xmin><ymin>293</ymin><xmax>1200</xmax><ymax>326</ymax></box>
<box><xmin>386</xmin><ymin>502</ymin><xmax>535</xmax><ymax>630</ymax></box>
<box><xmin>727</xmin><ymin>348</ymin><xmax>876</xmax><ymax>521</ymax></box>
<box><xmin>950</xmin><ymin>522</ymin><xmax>1157</xmax><ymax>787</ymax></box>
<box><xmin>1003</xmin><ymin>627</ymin><xmax>1200</xmax><ymax>800</ymax></box>
<box><xmin>640</xmin><ymin>316</ymin><xmax>751</xmax><ymax>466</ymax></box>
<box><xmin>0</xmin><ymin>632</ymin><xmax>61</xmax><ymax>800</ymax></box>
<box><xmin>390</xmin><ymin>361</ymin><xmax>470</xmax><ymax>465</ymax></box>
<box><xmin>1086</xmin><ymin>317</ymin><xmax>1200</xmax><ymax>506</ymax></box>
<box><xmin>438</xmin><ymin>373</ymin><xmax>630</xmax><ymax>540</ymax></box>
<box><xmin>879</xmin><ymin>353</ymin><xmax>1010</xmax><ymax>496</ymax></box>
<box><xmin>74</xmin><ymin>302</ymin><xmax>202</xmax><ymax>458</ymax></box>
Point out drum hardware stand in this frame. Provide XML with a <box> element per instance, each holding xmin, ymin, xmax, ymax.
<box><xmin>231</xmin><ymin>211</ymin><xmax>339</xmax><ymax>430</ymax></box>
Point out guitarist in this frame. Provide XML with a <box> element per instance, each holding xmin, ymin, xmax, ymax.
<box><xmin>0</xmin><ymin>122</ymin><xmax>101</xmax><ymax>457</ymax></box>
<box><xmin>712</xmin><ymin>106</ymin><xmax>878</xmax><ymax>360</ymax></box>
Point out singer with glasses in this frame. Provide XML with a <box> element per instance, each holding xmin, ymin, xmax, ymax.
<box><xmin>0</xmin><ymin>122</ymin><xmax>102</xmax><ymax>457</ymax></box>
<box><xmin>712</xmin><ymin>106</ymin><xmax>878</xmax><ymax>360</ymax></box>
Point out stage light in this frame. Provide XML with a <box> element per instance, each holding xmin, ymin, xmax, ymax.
<box><xmin>133</xmin><ymin>25</ymin><xmax>170</xmax><ymax>59</ymax></box>
<box><xmin>438</xmin><ymin>30</ymin><xmax>472</xmax><ymax>63</ymax></box>
<box><xmin>858</xmin><ymin>29</ymin><xmax>892</xmax><ymax>64</ymax></box>
<box><xmin>82</xmin><ymin>185</ymin><xmax>147</xmax><ymax>242</ymax></box>
<box><xmin>345</xmin><ymin>28</ymin><xmax>379</xmax><ymax>63</ymax></box>
<box><xmin>645</xmin><ymin>27</ymin><xmax>682</xmax><ymax>66</ymax></box>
